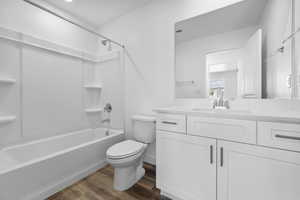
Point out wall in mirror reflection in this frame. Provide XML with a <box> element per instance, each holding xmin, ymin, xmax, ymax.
<box><xmin>175</xmin><ymin>0</ymin><xmax>296</xmax><ymax>99</ymax></box>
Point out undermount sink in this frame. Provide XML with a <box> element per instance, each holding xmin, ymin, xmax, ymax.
<box><xmin>191</xmin><ymin>108</ymin><xmax>251</xmax><ymax>114</ymax></box>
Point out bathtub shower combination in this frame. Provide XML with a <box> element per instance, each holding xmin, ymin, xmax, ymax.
<box><xmin>0</xmin><ymin>1</ymin><xmax>128</xmax><ymax>200</ymax></box>
<box><xmin>0</xmin><ymin>1</ymin><xmax>126</xmax><ymax>199</ymax></box>
<box><xmin>0</xmin><ymin>128</ymin><xmax>124</xmax><ymax>200</ymax></box>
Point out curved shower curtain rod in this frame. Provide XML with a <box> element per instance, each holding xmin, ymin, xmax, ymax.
<box><xmin>23</xmin><ymin>0</ymin><xmax>125</xmax><ymax>49</ymax></box>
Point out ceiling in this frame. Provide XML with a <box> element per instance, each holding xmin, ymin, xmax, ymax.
<box><xmin>176</xmin><ymin>0</ymin><xmax>268</xmax><ymax>43</ymax></box>
<box><xmin>41</xmin><ymin>0</ymin><xmax>152</xmax><ymax>28</ymax></box>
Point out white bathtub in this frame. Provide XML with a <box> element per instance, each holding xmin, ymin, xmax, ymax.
<box><xmin>0</xmin><ymin>128</ymin><xmax>124</xmax><ymax>200</ymax></box>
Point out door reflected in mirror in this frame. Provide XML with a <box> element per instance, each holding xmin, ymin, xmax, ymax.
<box><xmin>175</xmin><ymin>0</ymin><xmax>295</xmax><ymax>99</ymax></box>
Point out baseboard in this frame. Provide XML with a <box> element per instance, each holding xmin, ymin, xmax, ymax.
<box><xmin>144</xmin><ymin>154</ymin><xmax>156</xmax><ymax>165</ymax></box>
<box><xmin>161</xmin><ymin>191</ymin><xmax>184</xmax><ymax>200</ymax></box>
<box><xmin>26</xmin><ymin>160</ymin><xmax>108</xmax><ymax>200</ymax></box>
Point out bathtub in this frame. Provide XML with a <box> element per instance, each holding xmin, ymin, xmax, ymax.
<box><xmin>0</xmin><ymin>128</ymin><xmax>124</xmax><ymax>200</ymax></box>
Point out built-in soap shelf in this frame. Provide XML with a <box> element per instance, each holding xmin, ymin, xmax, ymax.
<box><xmin>84</xmin><ymin>79</ymin><xmax>103</xmax><ymax>115</ymax></box>
<box><xmin>84</xmin><ymin>83</ymin><xmax>103</xmax><ymax>89</ymax></box>
<box><xmin>0</xmin><ymin>76</ymin><xmax>17</xmax><ymax>125</ymax></box>
<box><xmin>0</xmin><ymin>116</ymin><xmax>16</xmax><ymax>124</ymax></box>
<box><xmin>0</xmin><ymin>78</ymin><xmax>16</xmax><ymax>84</ymax></box>
<box><xmin>209</xmin><ymin>69</ymin><xmax>238</xmax><ymax>73</ymax></box>
<box><xmin>85</xmin><ymin>107</ymin><xmax>103</xmax><ymax>113</ymax></box>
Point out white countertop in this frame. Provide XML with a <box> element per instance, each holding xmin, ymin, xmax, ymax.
<box><xmin>153</xmin><ymin>107</ymin><xmax>300</xmax><ymax>124</ymax></box>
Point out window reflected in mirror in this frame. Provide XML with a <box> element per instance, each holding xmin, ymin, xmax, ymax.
<box><xmin>175</xmin><ymin>0</ymin><xmax>295</xmax><ymax>99</ymax></box>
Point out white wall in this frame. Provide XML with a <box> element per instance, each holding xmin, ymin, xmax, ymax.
<box><xmin>98</xmin><ymin>0</ymin><xmax>245</xmax><ymax>164</ymax></box>
<box><xmin>175</xmin><ymin>26</ymin><xmax>256</xmax><ymax>98</ymax></box>
<box><xmin>94</xmin><ymin>58</ymin><xmax>125</xmax><ymax>130</ymax></box>
<box><xmin>22</xmin><ymin>47</ymin><xmax>86</xmax><ymax>140</ymax></box>
<box><xmin>260</xmin><ymin>0</ymin><xmax>293</xmax><ymax>98</ymax></box>
<box><xmin>99</xmin><ymin>0</ymin><xmax>300</xmax><ymax>164</ymax></box>
<box><xmin>0</xmin><ymin>0</ymin><xmax>98</xmax><ymax>54</ymax></box>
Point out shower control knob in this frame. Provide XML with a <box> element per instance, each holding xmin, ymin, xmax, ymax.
<box><xmin>104</xmin><ymin>103</ymin><xmax>112</xmax><ymax>113</ymax></box>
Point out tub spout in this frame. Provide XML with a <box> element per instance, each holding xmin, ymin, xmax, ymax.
<box><xmin>101</xmin><ymin>118</ymin><xmax>111</xmax><ymax>123</ymax></box>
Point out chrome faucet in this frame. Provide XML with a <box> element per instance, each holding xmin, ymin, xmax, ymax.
<box><xmin>102</xmin><ymin>103</ymin><xmax>112</xmax><ymax>136</ymax></box>
<box><xmin>101</xmin><ymin>118</ymin><xmax>111</xmax><ymax>136</ymax></box>
<box><xmin>212</xmin><ymin>89</ymin><xmax>229</xmax><ymax>109</ymax></box>
<box><xmin>101</xmin><ymin>118</ymin><xmax>111</xmax><ymax>123</ymax></box>
<box><xmin>104</xmin><ymin>103</ymin><xmax>112</xmax><ymax>113</ymax></box>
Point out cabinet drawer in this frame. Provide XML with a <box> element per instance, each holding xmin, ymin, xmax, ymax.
<box><xmin>258</xmin><ymin>122</ymin><xmax>300</xmax><ymax>152</ymax></box>
<box><xmin>187</xmin><ymin>116</ymin><xmax>256</xmax><ymax>144</ymax></box>
<box><xmin>156</xmin><ymin>114</ymin><xmax>186</xmax><ymax>133</ymax></box>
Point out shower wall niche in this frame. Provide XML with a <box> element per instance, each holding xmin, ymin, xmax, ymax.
<box><xmin>0</xmin><ymin>36</ymin><xmax>21</xmax><ymax>145</ymax></box>
<box><xmin>84</xmin><ymin>51</ymin><xmax>124</xmax><ymax>129</ymax></box>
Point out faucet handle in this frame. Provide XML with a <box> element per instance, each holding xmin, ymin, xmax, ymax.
<box><xmin>104</xmin><ymin>103</ymin><xmax>112</xmax><ymax>113</ymax></box>
<box><xmin>224</xmin><ymin>100</ymin><xmax>230</xmax><ymax>109</ymax></box>
<box><xmin>212</xmin><ymin>99</ymin><xmax>218</xmax><ymax>109</ymax></box>
<box><xmin>101</xmin><ymin>118</ymin><xmax>111</xmax><ymax>123</ymax></box>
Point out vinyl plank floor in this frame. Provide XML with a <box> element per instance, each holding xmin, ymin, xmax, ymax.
<box><xmin>48</xmin><ymin>164</ymin><xmax>161</xmax><ymax>200</ymax></box>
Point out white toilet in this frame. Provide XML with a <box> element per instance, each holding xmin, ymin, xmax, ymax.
<box><xmin>106</xmin><ymin>115</ymin><xmax>156</xmax><ymax>191</ymax></box>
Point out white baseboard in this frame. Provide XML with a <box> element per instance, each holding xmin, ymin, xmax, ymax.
<box><xmin>27</xmin><ymin>161</ymin><xmax>107</xmax><ymax>200</ymax></box>
<box><xmin>161</xmin><ymin>191</ymin><xmax>183</xmax><ymax>200</ymax></box>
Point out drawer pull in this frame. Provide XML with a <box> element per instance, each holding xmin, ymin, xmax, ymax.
<box><xmin>161</xmin><ymin>121</ymin><xmax>177</xmax><ymax>125</ymax></box>
<box><xmin>210</xmin><ymin>145</ymin><xmax>213</xmax><ymax>164</ymax></box>
<box><xmin>275</xmin><ymin>134</ymin><xmax>300</xmax><ymax>141</ymax></box>
<box><xmin>220</xmin><ymin>147</ymin><xmax>224</xmax><ymax>167</ymax></box>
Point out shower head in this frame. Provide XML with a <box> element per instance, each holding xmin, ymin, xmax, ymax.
<box><xmin>102</xmin><ymin>40</ymin><xmax>112</xmax><ymax>51</ymax></box>
<box><xmin>102</xmin><ymin>40</ymin><xmax>108</xmax><ymax>46</ymax></box>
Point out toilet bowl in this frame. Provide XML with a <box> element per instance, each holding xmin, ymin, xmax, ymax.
<box><xmin>107</xmin><ymin>140</ymin><xmax>147</xmax><ymax>190</ymax></box>
<box><xmin>106</xmin><ymin>115</ymin><xmax>156</xmax><ymax>191</ymax></box>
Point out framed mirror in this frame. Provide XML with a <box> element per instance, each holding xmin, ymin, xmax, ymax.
<box><xmin>175</xmin><ymin>0</ymin><xmax>297</xmax><ymax>99</ymax></box>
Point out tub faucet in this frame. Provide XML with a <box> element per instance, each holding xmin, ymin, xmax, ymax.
<box><xmin>105</xmin><ymin>129</ymin><xmax>110</xmax><ymax>136</ymax></box>
<box><xmin>102</xmin><ymin>103</ymin><xmax>112</xmax><ymax>136</ymax></box>
<box><xmin>101</xmin><ymin>118</ymin><xmax>111</xmax><ymax>136</ymax></box>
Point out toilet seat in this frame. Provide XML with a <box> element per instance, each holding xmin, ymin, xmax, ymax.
<box><xmin>107</xmin><ymin>140</ymin><xmax>146</xmax><ymax>159</ymax></box>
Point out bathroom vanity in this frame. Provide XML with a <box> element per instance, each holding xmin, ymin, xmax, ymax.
<box><xmin>159</xmin><ymin>0</ymin><xmax>300</xmax><ymax>198</ymax></box>
<box><xmin>154</xmin><ymin>107</ymin><xmax>300</xmax><ymax>200</ymax></box>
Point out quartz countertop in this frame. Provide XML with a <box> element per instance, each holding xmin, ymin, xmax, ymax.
<box><xmin>153</xmin><ymin>107</ymin><xmax>300</xmax><ymax>124</ymax></box>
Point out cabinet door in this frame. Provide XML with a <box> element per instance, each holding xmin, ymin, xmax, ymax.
<box><xmin>157</xmin><ymin>131</ymin><xmax>217</xmax><ymax>200</ymax></box>
<box><xmin>218</xmin><ymin>141</ymin><xmax>300</xmax><ymax>200</ymax></box>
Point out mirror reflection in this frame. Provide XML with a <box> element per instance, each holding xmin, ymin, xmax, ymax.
<box><xmin>175</xmin><ymin>0</ymin><xmax>294</xmax><ymax>99</ymax></box>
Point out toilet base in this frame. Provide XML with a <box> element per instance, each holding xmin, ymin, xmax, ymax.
<box><xmin>113</xmin><ymin>163</ymin><xmax>145</xmax><ymax>191</ymax></box>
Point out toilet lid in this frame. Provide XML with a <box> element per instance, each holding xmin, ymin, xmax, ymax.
<box><xmin>107</xmin><ymin>140</ymin><xmax>145</xmax><ymax>159</ymax></box>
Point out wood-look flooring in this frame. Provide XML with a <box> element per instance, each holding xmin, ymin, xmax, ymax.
<box><xmin>48</xmin><ymin>164</ymin><xmax>162</xmax><ymax>200</ymax></box>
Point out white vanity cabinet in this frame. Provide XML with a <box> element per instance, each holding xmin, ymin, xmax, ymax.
<box><xmin>156</xmin><ymin>130</ymin><xmax>217</xmax><ymax>200</ymax></box>
<box><xmin>218</xmin><ymin>141</ymin><xmax>300</xmax><ymax>200</ymax></box>
<box><xmin>156</xmin><ymin>114</ymin><xmax>186</xmax><ymax>133</ymax></box>
<box><xmin>258</xmin><ymin>122</ymin><xmax>300</xmax><ymax>152</ymax></box>
<box><xmin>156</xmin><ymin>112</ymin><xmax>300</xmax><ymax>200</ymax></box>
<box><xmin>187</xmin><ymin>116</ymin><xmax>256</xmax><ymax>144</ymax></box>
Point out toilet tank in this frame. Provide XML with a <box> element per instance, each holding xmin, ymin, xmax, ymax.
<box><xmin>132</xmin><ymin>115</ymin><xmax>156</xmax><ymax>144</ymax></box>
